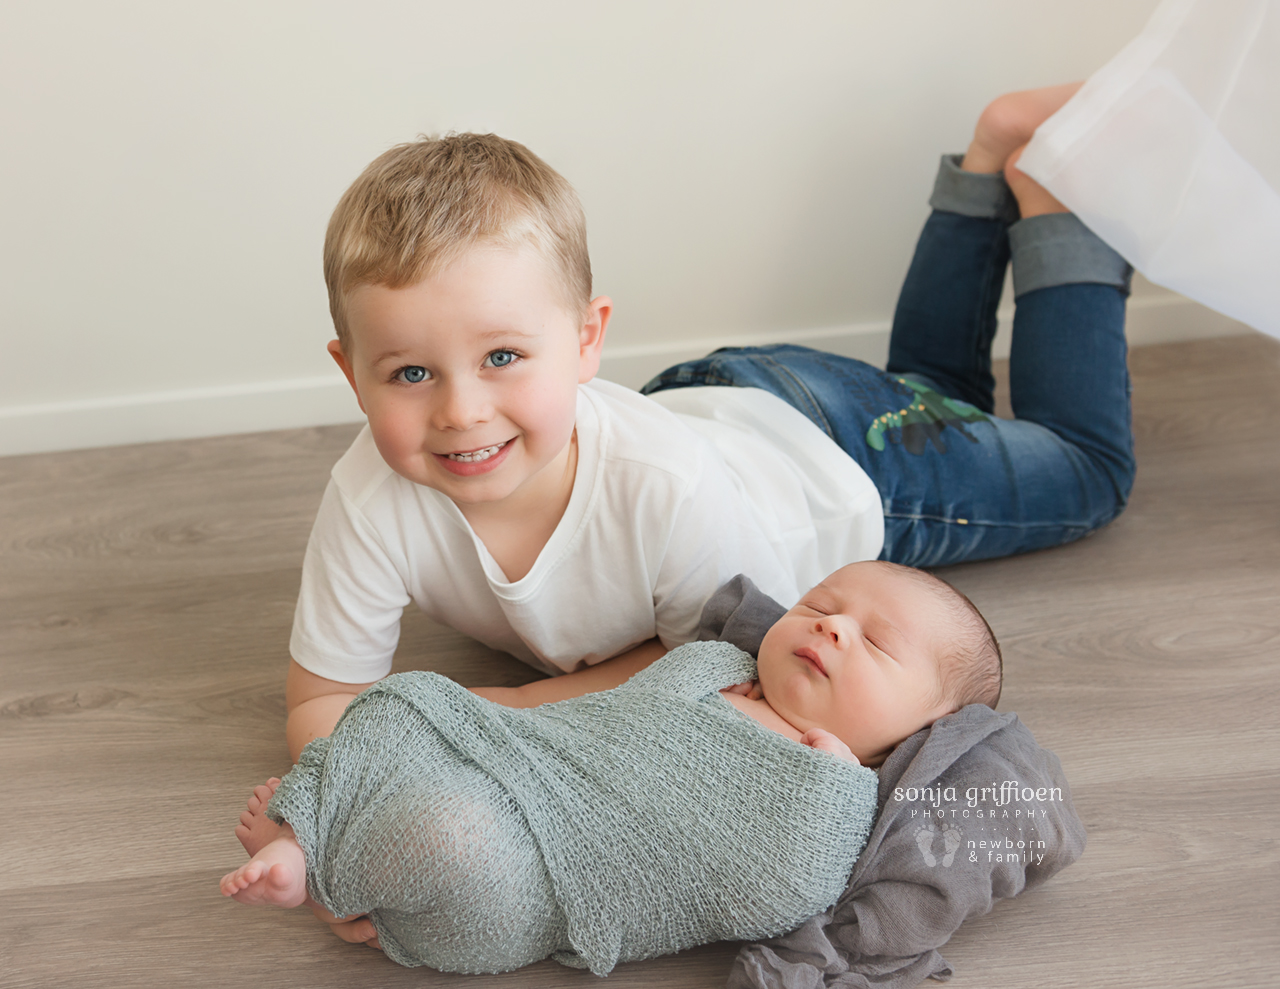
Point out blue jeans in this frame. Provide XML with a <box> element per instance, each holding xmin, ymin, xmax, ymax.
<box><xmin>641</xmin><ymin>156</ymin><xmax>1136</xmax><ymax>568</ymax></box>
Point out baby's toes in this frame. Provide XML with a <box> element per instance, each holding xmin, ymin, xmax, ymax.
<box><xmin>265</xmin><ymin>863</ymin><xmax>294</xmax><ymax>893</ymax></box>
<box><xmin>244</xmin><ymin>861</ymin><xmax>268</xmax><ymax>887</ymax></box>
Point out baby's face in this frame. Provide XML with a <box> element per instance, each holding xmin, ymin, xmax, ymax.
<box><xmin>330</xmin><ymin>242</ymin><xmax>606</xmax><ymax>510</ymax></box>
<box><xmin>757</xmin><ymin>562</ymin><xmax>956</xmax><ymax>766</ymax></box>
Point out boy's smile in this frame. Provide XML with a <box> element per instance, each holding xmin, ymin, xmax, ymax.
<box><xmin>328</xmin><ymin>243</ymin><xmax>610</xmax><ymax>525</ymax></box>
<box><xmin>436</xmin><ymin>439</ymin><xmax>513</xmax><ymax>473</ymax></box>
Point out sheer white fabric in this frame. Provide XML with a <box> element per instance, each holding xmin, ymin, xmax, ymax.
<box><xmin>1019</xmin><ymin>0</ymin><xmax>1280</xmax><ymax>337</ymax></box>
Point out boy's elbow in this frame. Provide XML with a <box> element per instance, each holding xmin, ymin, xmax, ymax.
<box><xmin>285</xmin><ymin>658</ymin><xmax>376</xmax><ymax>711</ymax></box>
<box><xmin>284</xmin><ymin>659</ymin><xmax>378</xmax><ymax>760</ymax></box>
<box><xmin>286</xmin><ymin>694</ymin><xmax>358</xmax><ymax>762</ymax></box>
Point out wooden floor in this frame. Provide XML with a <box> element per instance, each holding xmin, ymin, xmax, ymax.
<box><xmin>3</xmin><ymin>334</ymin><xmax>1278</xmax><ymax>988</ymax></box>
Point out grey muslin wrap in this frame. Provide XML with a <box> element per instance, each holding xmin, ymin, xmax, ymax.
<box><xmin>701</xmin><ymin>576</ymin><xmax>1088</xmax><ymax>989</ymax></box>
<box><xmin>267</xmin><ymin>640</ymin><xmax>880</xmax><ymax>975</ymax></box>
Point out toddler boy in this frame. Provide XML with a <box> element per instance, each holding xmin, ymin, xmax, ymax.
<box><xmin>284</xmin><ymin>82</ymin><xmax>1134</xmax><ymax>768</ymax></box>
<box><xmin>285</xmin><ymin>136</ymin><xmax>880</xmax><ymax>760</ymax></box>
<box><xmin>223</xmin><ymin>561</ymin><xmax>1002</xmax><ymax>974</ymax></box>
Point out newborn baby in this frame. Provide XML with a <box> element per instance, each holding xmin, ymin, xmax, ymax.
<box><xmin>220</xmin><ymin>561</ymin><xmax>1000</xmax><ymax>974</ymax></box>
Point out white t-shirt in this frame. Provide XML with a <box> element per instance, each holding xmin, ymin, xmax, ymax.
<box><xmin>290</xmin><ymin>379</ymin><xmax>883</xmax><ymax>683</ymax></box>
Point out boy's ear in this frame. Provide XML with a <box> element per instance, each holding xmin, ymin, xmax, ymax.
<box><xmin>576</xmin><ymin>295</ymin><xmax>611</xmax><ymax>384</ymax></box>
<box><xmin>327</xmin><ymin>339</ymin><xmax>366</xmax><ymax>414</ymax></box>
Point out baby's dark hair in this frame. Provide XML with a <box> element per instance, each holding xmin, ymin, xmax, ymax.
<box><xmin>879</xmin><ymin>562</ymin><xmax>1003</xmax><ymax>709</ymax></box>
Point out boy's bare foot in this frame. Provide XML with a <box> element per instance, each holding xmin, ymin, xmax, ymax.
<box><xmin>220</xmin><ymin>828</ymin><xmax>308</xmax><ymax>908</ymax></box>
<box><xmin>235</xmin><ymin>777</ymin><xmax>283</xmax><ymax>856</ymax></box>
<box><xmin>962</xmin><ymin>82</ymin><xmax>1083</xmax><ymax>173</ymax></box>
<box><xmin>1005</xmin><ymin>145</ymin><xmax>1069</xmax><ymax>218</ymax></box>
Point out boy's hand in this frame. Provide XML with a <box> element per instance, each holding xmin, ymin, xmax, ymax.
<box><xmin>312</xmin><ymin>904</ymin><xmax>382</xmax><ymax>951</ymax></box>
<box><xmin>799</xmin><ymin>727</ymin><xmax>860</xmax><ymax>763</ymax></box>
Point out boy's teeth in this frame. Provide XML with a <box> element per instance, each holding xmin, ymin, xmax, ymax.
<box><xmin>446</xmin><ymin>442</ymin><xmax>505</xmax><ymax>463</ymax></box>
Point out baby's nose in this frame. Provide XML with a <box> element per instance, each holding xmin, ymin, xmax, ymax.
<box><xmin>816</xmin><ymin>616</ymin><xmax>845</xmax><ymax>644</ymax></box>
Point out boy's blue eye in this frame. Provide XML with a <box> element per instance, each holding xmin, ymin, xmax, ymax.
<box><xmin>486</xmin><ymin>350</ymin><xmax>516</xmax><ymax>368</ymax></box>
<box><xmin>399</xmin><ymin>366</ymin><xmax>427</xmax><ymax>383</ymax></box>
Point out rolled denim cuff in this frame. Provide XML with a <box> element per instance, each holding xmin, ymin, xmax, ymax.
<box><xmin>928</xmin><ymin>154</ymin><xmax>1020</xmax><ymax>224</ymax></box>
<box><xmin>1009</xmin><ymin>213</ymin><xmax>1134</xmax><ymax>298</ymax></box>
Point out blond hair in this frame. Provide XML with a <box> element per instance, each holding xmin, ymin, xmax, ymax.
<box><xmin>323</xmin><ymin>133</ymin><xmax>592</xmax><ymax>350</ymax></box>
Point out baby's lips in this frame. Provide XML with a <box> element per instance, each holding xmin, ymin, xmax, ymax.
<box><xmin>795</xmin><ymin>647</ymin><xmax>827</xmax><ymax>676</ymax></box>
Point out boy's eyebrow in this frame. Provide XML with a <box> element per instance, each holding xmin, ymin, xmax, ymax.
<box><xmin>471</xmin><ymin>328</ymin><xmax>539</xmax><ymax>343</ymax></box>
<box><xmin>371</xmin><ymin>350</ymin><xmax>412</xmax><ymax>367</ymax></box>
<box><xmin>368</xmin><ymin>329</ymin><xmax>541</xmax><ymax>368</ymax></box>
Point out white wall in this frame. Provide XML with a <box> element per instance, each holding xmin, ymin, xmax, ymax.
<box><xmin>0</xmin><ymin>0</ymin><xmax>1247</xmax><ymax>455</ymax></box>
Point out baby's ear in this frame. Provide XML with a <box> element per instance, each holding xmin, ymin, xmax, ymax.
<box><xmin>576</xmin><ymin>296</ymin><xmax>611</xmax><ymax>383</ymax></box>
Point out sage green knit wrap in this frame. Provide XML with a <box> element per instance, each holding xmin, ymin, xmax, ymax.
<box><xmin>268</xmin><ymin>641</ymin><xmax>878</xmax><ymax>974</ymax></box>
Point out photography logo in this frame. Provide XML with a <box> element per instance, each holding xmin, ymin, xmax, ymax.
<box><xmin>913</xmin><ymin>821</ymin><xmax>963</xmax><ymax>867</ymax></box>
<box><xmin>892</xmin><ymin>779</ymin><xmax>1062</xmax><ymax>868</ymax></box>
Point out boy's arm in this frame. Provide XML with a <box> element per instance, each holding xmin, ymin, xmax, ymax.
<box><xmin>471</xmin><ymin>637</ymin><xmax>667</xmax><ymax>708</ymax></box>
<box><xmin>285</xmin><ymin>660</ymin><xmax>379</xmax><ymax>763</ymax></box>
<box><xmin>287</xmin><ymin>638</ymin><xmax>666</xmax><ymax>757</ymax></box>
<box><xmin>286</xmin><ymin>637</ymin><xmax>664</xmax><ymax>757</ymax></box>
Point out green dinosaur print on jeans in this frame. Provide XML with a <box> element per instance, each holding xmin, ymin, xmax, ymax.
<box><xmin>866</xmin><ymin>378</ymin><xmax>990</xmax><ymax>455</ymax></box>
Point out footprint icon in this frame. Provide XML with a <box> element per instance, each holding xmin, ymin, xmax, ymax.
<box><xmin>940</xmin><ymin>823</ymin><xmax>963</xmax><ymax>867</ymax></box>
<box><xmin>914</xmin><ymin>823</ymin><xmax>938</xmax><ymax>866</ymax></box>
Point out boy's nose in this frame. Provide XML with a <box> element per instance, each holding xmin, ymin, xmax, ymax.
<box><xmin>432</xmin><ymin>379</ymin><xmax>493</xmax><ymax>430</ymax></box>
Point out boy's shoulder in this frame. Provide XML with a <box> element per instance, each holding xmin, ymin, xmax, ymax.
<box><xmin>579</xmin><ymin>379</ymin><xmax>715</xmax><ymax>480</ymax></box>
<box><xmin>329</xmin><ymin>425</ymin><xmax>400</xmax><ymax>509</ymax></box>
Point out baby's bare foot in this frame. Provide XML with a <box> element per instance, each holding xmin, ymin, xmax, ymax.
<box><xmin>220</xmin><ymin>831</ymin><xmax>308</xmax><ymax>908</ymax></box>
<box><xmin>962</xmin><ymin>82</ymin><xmax>1083</xmax><ymax>173</ymax></box>
<box><xmin>235</xmin><ymin>778</ymin><xmax>283</xmax><ymax>856</ymax></box>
